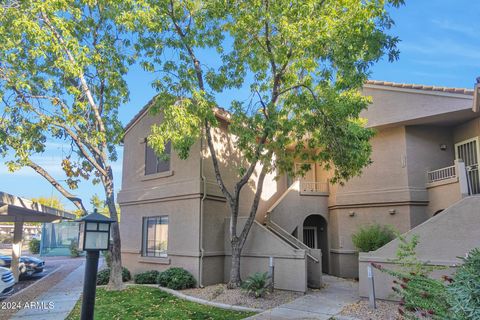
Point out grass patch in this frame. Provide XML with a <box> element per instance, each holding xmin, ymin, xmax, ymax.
<box><xmin>66</xmin><ymin>285</ymin><xmax>254</xmax><ymax>320</ymax></box>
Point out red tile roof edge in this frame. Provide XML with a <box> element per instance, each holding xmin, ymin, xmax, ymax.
<box><xmin>365</xmin><ymin>80</ymin><xmax>474</xmax><ymax>95</ymax></box>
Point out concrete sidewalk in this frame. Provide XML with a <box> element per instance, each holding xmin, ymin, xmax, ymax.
<box><xmin>247</xmin><ymin>275</ymin><xmax>359</xmax><ymax>320</ymax></box>
<box><xmin>10</xmin><ymin>262</ymin><xmax>85</xmax><ymax>320</ymax></box>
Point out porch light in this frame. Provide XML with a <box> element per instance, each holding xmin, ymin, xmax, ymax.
<box><xmin>76</xmin><ymin>209</ymin><xmax>115</xmax><ymax>320</ymax></box>
<box><xmin>77</xmin><ymin>208</ymin><xmax>114</xmax><ymax>251</ymax></box>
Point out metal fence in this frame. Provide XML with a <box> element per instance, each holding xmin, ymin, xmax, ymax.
<box><xmin>40</xmin><ymin>221</ymin><xmax>80</xmax><ymax>256</ymax></box>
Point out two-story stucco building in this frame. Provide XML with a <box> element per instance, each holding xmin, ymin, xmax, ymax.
<box><xmin>118</xmin><ymin>79</ymin><xmax>480</xmax><ymax>293</ymax></box>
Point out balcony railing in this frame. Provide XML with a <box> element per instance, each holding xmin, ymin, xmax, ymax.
<box><xmin>427</xmin><ymin>165</ymin><xmax>457</xmax><ymax>183</ymax></box>
<box><xmin>300</xmin><ymin>181</ymin><xmax>329</xmax><ymax>194</ymax></box>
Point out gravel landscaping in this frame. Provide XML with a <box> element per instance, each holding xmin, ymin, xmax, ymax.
<box><xmin>340</xmin><ymin>298</ymin><xmax>402</xmax><ymax>320</ymax></box>
<box><xmin>181</xmin><ymin>284</ymin><xmax>302</xmax><ymax>310</ymax></box>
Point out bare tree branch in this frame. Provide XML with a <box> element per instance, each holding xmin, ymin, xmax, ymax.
<box><xmin>27</xmin><ymin>160</ymin><xmax>87</xmax><ymax>213</ymax></box>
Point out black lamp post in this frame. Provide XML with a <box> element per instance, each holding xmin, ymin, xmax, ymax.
<box><xmin>76</xmin><ymin>209</ymin><xmax>114</xmax><ymax>320</ymax></box>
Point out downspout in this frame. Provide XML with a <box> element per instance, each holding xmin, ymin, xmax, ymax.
<box><xmin>198</xmin><ymin>130</ymin><xmax>207</xmax><ymax>288</ymax></box>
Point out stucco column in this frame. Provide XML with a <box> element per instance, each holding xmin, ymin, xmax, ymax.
<box><xmin>456</xmin><ymin>160</ymin><xmax>469</xmax><ymax>197</ymax></box>
<box><xmin>11</xmin><ymin>220</ymin><xmax>23</xmax><ymax>282</ymax></box>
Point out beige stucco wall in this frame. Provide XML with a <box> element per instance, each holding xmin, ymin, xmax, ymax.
<box><xmin>426</xmin><ymin>179</ymin><xmax>462</xmax><ymax>217</ymax></box>
<box><xmin>202</xmin><ymin>122</ymin><xmax>287</xmax><ymax>221</ymax></box>
<box><xmin>359</xmin><ymin>196</ymin><xmax>480</xmax><ymax>300</ymax></box>
<box><xmin>118</xmin><ymin>85</ymin><xmax>479</xmax><ymax>291</ymax></box>
<box><xmin>120</xmin><ymin>198</ymin><xmax>201</xmax><ymax>280</ymax></box>
<box><xmin>224</xmin><ymin>218</ymin><xmax>308</xmax><ymax>292</ymax></box>
<box><xmin>119</xmin><ymin>110</ymin><xmax>204</xmax><ymax>282</ymax></box>
<box><xmin>361</xmin><ymin>86</ymin><xmax>473</xmax><ymax>128</ymax></box>
<box><xmin>268</xmin><ymin>184</ymin><xmax>329</xmax><ymax>235</ymax></box>
<box><xmin>330</xmin><ymin>126</ymin><xmax>409</xmax><ymax>206</ymax></box>
<box><xmin>453</xmin><ymin>117</ymin><xmax>480</xmax><ymax>143</ymax></box>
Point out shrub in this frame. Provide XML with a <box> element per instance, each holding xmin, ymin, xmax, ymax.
<box><xmin>69</xmin><ymin>239</ymin><xmax>80</xmax><ymax>257</ymax></box>
<box><xmin>157</xmin><ymin>267</ymin><xmax>196</xmax><ymax>290</ymax></box>
<box><xmin>241</xmin><ymin>272</ymin><xmax>269</xmax><ymax>298</ymax></box>
<box><xmin>29</xmin><ymin>238</ymin><xmax>40</xmax><ymax>254</ymax></box>
<box><xmin>96</xmin><ymin>267</ymin><xmax>131</xmax><ymax>285</ymax></box>
<box><xmin>374</xmin><ymin>235</ymin><xmax>452</xmax><ymax>319</ymax></box>
<box><xmin>352</xmin><ymin>224</ymin><xmax>395</xmax><ymax>252</ymax></box>
<box><xmin>447</xmin><ymin>248</ymin><xmax>480</xmax><ymax>320</ymax></box>
<box><xmin>134</xmin><ymin>270</ymin><xmax>160</xmax><ymax>284</ymax></box>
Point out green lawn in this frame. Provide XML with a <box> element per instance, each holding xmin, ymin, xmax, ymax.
<box><xmin>67</xmin><ymin>285</ymin><xmax>254</xmax><ymax>320</ymax></box>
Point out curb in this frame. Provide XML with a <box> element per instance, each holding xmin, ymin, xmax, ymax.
<box><xmin>3</xmin><ymin>265</ymin><xmax>64</xmax><ymax>301</ymax></box>
<box><xmin>149</xmin><ymin>285</ymin><xmax>263</xmax><ymax>313</ymax></box>
<box><xmin>158</xmin><ymin>286</ymin><xmax>264</xmax><ymax>313</ymax></box>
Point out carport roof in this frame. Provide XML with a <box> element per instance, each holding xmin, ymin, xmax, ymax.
<box><xmin>0</xmin><ymin>192</ymin><xmax>76</xmax><ymax>222</ymax></box>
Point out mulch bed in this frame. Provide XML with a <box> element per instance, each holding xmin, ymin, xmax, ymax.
<box><xmin>181</xmin><ymin>284</ymin><xmax>302</xmax><ymax>310</ymax></box>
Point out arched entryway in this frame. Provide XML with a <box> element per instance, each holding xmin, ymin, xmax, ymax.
<box><xmin>303</xmin><ymin>214</ymin><xmax>329</xmax><ymax>273</ymax></box>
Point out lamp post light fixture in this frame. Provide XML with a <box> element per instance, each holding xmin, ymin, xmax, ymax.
<box><xmin>76</xmin><ymin>209</ymin><xmax>115</xmax><ymax>320</ymax></box>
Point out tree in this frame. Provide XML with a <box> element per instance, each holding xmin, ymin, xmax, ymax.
<box><xmin>31</xmin><ymin>196</ymin><xmax>65</xmax><ymax>210</ymax></box>
<box><xmin>0</xmin><ymin>0</ymin><xmax>134</xmax><ymax>290</ymax></box>
<box><xmin>131</xmin><ymin>0</ymin><xmax>404</xmax><ymax>287</ymax></box>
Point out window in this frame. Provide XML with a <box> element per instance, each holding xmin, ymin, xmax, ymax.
<box><xmin>145</xmin><ymin>140</ymin><xmax>171</xmax><ymax>175</ymax></box>
<box><xmin>142</xmin><ymin>216</ymin><xmax>168</xmax><ymax>257</ymax></box>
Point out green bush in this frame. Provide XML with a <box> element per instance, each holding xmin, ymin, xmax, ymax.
<box><xmin>96</xmin><ymin>267</ymin><xmax>131</xmax><ymax>285</ymax></box>
<box><xmin>157</xmin><ymin>267</ymin><xmax>196</xmax><ymax>290</ymax></box>
<box><xmin>447</xmin><ymin>248</ymin><xmax>480</xmax><ymax>320</ymax></box>
<box><xmin>29</xmin><ymin>238</ymin><xmax>40</xmax><ymax>254</ymax></box>
<box><xmin>69</xmin><ymin>239</ymin><xmax>80</xmax><ymax>257</ymax></box>
<box><xmin>134</xmin><ymin>270</ymin><xmax>160</xmax><ymax>284</ymax></box>
<box><xmin>352</xmin><ymin>224</ymin><xmax>395</xmax><ymax>252</ymax></box>
<box><xmin>241</xmin><ymin>272</ymin><xmax>270</xmax><ymax>298</ymax></box>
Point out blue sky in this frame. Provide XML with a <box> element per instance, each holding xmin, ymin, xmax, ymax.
<box><xmin>1</xmin><ymin>0</ymin><xmax>479</xmax><ymax>211</ymax></box>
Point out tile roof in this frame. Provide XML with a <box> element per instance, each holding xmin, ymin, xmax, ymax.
<box><xmin>365</xmin><ymin>80</ymin><xmax>474</xmax><ymax>95</ymax></box>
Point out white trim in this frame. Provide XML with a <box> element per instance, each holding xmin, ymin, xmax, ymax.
<box><xmin>363</xmin><ymin>84</ymin><xmax>474</xmax><ymax>99</ymax></box>
<box><xmin>455</xmin><ymin>136</ymin><xmax>480</xmax><ymax>162</ymax></box>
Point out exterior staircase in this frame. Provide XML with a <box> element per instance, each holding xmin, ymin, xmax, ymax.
<box><xmin>258</xmin><ymin>181</ymin><xmax>323</xmax><ymax>287</ymax></box>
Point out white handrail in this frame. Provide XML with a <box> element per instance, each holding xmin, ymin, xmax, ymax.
<box><xmin>300</xmin><ymin>181</ymin><xmax>329</xmax><ymax>193</ymax></box>
<box><xmin>427</xmin><ymin>165</ymin><xmax>456</xmax><ymax>183</ymax></box>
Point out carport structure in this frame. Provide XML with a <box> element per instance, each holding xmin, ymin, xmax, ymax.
<box><xmin>0</xmin><ymin>192</ymin><xmax>76</xmax><ymax>281</ymax></box>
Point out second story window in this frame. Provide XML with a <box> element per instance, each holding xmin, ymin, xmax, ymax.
<box><xmin>145</xmin><ymin>140</ymin><xmax>171</xmax><ymax>175</ymax></box>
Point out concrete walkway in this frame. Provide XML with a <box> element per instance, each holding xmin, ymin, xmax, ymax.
<box><xmin>10</xmin><ymin>262</ymin><xmax>85</xmax><ymax>320</ymax></box>
<box><xmin>247</xmin><ymin>275</ymin><xmax>359</xmax><ymax>320</ymax></box>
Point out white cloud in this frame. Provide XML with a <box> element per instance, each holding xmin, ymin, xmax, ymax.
<box><xmin>400</xmin><ymin>37</ymin><xmax>480</xmax><ymax>60</ymax></box>
<box><xmin>431</xmin><ymin>19</ymin><xmax>479</xmax><ymax>39</ymax></box>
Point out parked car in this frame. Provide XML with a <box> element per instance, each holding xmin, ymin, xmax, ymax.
<box><xmin>0</xmin><ymin>256</ymin><xmax>45</xmax><ymax>277</ymax></box>
<box><xmin>0</xmin><ymin>267</ymin><xmax>14</xmax><ymax>294</ymax></box>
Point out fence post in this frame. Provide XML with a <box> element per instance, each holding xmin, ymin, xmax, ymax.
<box><xmin>268</xmin><ymin>256</ymin><xmax>275</xmax><ymax>293</ymax></box>
<box><xmin>368</xmin><ymin>264</ymin><xmax>376</xmax><ymax>309</ymax></box>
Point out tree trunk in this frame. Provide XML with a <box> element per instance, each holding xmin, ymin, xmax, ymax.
<box><xmin>227</xmin><ymin>166</ymin><xmax>268</xmax><ymax>289</ymax></box>
<box><xmin>228</xmin><ymin>239</ymin><xmax>242</xmax><ymax>288</ymax></box>
<box><xmin>103</xmin><ymin>167</ymin><xmax>125</xmax><ymax>290</ymax></box>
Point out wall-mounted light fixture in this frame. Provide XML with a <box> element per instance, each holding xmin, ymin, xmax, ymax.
<box><xmin>349</xmin><ymin>211</ymin><xmax>355</xmax><ymax>217</ymax></box>
<box><xmin>388</xmin><ymin>209</ymin><xmax>396</xmax><ymax>215</ymax></box>
<box><xmin>440</xmin><ymin>144</ymin><xmax>448</xmax><ymax>151</ymax></box>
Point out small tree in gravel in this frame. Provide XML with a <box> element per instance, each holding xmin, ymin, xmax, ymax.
<box><xmin>372</xmin><ymin>236</ymin><xmax>480</xmax><ymax>319</ymax></box>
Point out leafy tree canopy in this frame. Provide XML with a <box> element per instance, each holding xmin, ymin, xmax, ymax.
<box><xmin>128</xmin><ymin>0</ymin><xmax>404</xmax><ymax>183</ymax></box>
